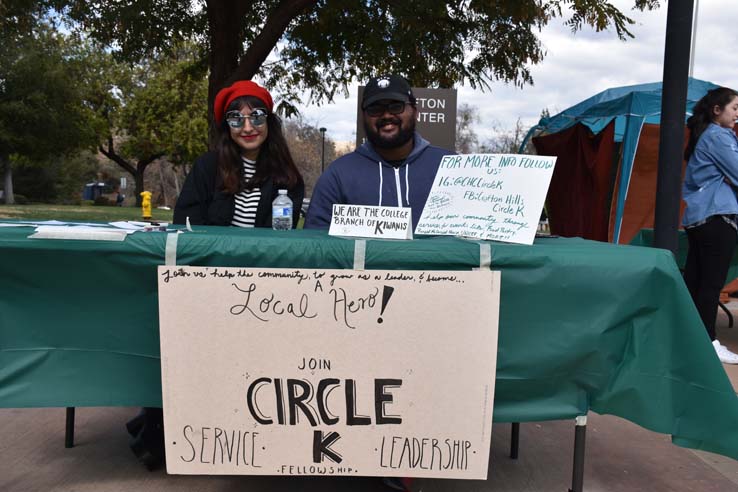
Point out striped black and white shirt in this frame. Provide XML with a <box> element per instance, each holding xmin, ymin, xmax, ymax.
<box><xmin>231</xmin><ymin>158</ymin><xmax>261</xmax><ymax>228</ymax></box>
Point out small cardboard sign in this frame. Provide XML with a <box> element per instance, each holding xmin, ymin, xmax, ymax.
<box><xmin>328</xmin><ymin>204</ymin><xmax>413</xmax><ymax>240</ymax></box>
<box><xmin>157</xmin><ymin>266</ymin><xmax>500</xmax><ymax>479</ymax></box>
<box><xmin>415</xmin><ymin>154</ymin><xmax>556</xmax><ymax>244</ymax></box>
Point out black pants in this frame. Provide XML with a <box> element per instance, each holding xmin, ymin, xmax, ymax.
<box><xmin>127</xmin><ymin>407</ymin><xmax>165</xmax><ymax>470</ymax></box>
<box><xmin>684</xmin><ymin>216</ymin><xmax>737</xmax><ymax>340</ymax></box>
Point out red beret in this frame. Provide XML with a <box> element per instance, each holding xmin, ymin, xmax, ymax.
<box><xmin>213</xmin><ymin>80</ymin><xmax>274</xmax><ymax>124</ymax></box>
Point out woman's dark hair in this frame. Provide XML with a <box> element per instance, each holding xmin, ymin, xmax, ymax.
<box><xmin>216</xmin><ymin>95</ymin><xmax>303</xmax><ymax>194</ymax></box>
<box><xmin>685</xmin><ymin>87</ymin><xmax>738</xmax><ymax>160</ymax></box>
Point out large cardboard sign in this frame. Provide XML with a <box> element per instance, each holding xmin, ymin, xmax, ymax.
<box><xmin>415</xmin><ymin>154</ymin><xmax>557</xmax><ymax>244</ymax></box>
<box><xmin>158</xmin><ymin>266</ymin><xmax>500</xmax><ymax>479</ymax></box>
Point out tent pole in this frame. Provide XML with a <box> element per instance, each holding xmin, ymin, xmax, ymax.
<box><xmin>654</xmin><ymin>0</ymin><xmax>695</xmax><ymax>255</ymax></box>
<box><xmin>689</xmin><ymin>0</ymin><xmax>699</xmax><ymax>78</ymax></box>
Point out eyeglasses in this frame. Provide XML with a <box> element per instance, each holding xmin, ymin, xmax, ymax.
<box><xmin>226</xmin><ymin>108</ymin><xmax>268</xmax><ymax>128</ymax></box>
<box><xmin>364</xmin><ymin>101</ymin><xmax>410</xmax><ymax>117</ymax></box>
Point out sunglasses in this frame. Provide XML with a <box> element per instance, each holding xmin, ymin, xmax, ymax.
<box><xmin>364</xmin><ymin>101</ymin><xmax>410</xmax><ymax>117</ymax></box>
<box><xmin>226</xmin><ymin>108</ymin><xmax>269</xmax><ymax>128</ymax></box>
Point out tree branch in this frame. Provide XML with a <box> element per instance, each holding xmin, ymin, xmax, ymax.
<box><xmin>137</xmin><ymin>153</ymin><xmax>166</xmax><ymax>172</ymax></box>
<box><xmin>228</xmin><ymin>0</ymin><xmax>319</xmax><ymax>83</ymax></box>
<box><xmin>99</xmin><ymin>137</ymin><xmax>136</xmax><ymax>176</ymax></box>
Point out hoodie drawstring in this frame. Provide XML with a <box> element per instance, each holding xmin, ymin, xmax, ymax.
<box><xmin>378</xmin><ymin>159</ymin><xmax>411</xmax><ymax>207</ymax></box>
<box><xmin>404</xmin><ymin>164</ymin><xmax>410</xmax><ymax>205</ymax></box>
<box><xmin>377</xmin><ymin>160</ymin><xmax>383</xmax><ymax>206</ymax></box>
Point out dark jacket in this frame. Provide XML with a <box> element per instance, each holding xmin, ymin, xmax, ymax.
<box><xmin>304</xmin><ymin>133</ymin><xmax>451</xmax><ymax>230</ymax></box>
<box><xmin>173</xmin><ymin>151</ymin><xmax>304</xmax><ymax>228</ymax></box>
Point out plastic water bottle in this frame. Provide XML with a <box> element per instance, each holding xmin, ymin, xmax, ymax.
<box><xmin>272</xmin><ymin>189</ymin><xmax>293</xmax><ymax>230</ymax></box>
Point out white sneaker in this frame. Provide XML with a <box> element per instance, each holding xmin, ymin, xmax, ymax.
<box><xmin>713</xmin><ymin>340</ymin><xmax>738</xmax><ymax>364</ymax></box>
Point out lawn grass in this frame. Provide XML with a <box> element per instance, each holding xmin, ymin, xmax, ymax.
<box><xmin>0</xmin><ymin>204</ymin><xmax>306</xmax><ymax>228</ymax></box>
<box><xmin>0</xmin><ymin>204</ymin><xmax>174</xmax><ymax>223</ymax></box>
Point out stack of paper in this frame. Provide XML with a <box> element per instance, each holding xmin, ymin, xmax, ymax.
<box><xmin>29</xmin><ymin>225</ymin><xmax>132</xmax><ymax>241</ymax></box>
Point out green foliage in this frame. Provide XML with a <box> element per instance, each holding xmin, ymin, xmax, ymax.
<box><xmin>66</xmin><ymin>37</ymin><xmax>132</xmax><ymax>143</ymax></box>
<box><xmin>12</xmin><ymin>151</ymin><xmax>99</xmax><ymax>203</ymax></box>
<box><xmin>11</xmin><ymin>194</ymin><xmax>29</xmax><ymax>205</ymax></box>
<box><xmin>119</xmin><ymin>45</ymin><xmax>209</xmax><ymax>167</ymax></box>
<box><xmin>11</xmin><ymin>155</ymin><xmax>56</xmax><ymax>202</ymax></box>
<box><xmin>0</xmin><ymin>22</ymin><xmax>99</xmax><ymax>160</ymax></box>
<box><xmin>284</xmin><ymin>0</ymin><xmax>659</xmax><ymax>106</ymax></box>
<box><xmin>53</xmin><ymin>152</ymin><xmax>100</xmax><ymax>202</ymax></box>
<box><xmin>48</xmin><ymin>0</ymin><xmax>659</xmax><ymax>114</ymax></box>
<box><xmin>0</xmin><ymin>15</ymin><xmax>104</xmax><ymax>203</ymax></box>
<box><xmin>49</xmin><ymin>0</ymin><xmax>209</xmax><ymax>63</ymax></box>
<box><xmin>2</xmin><ymin>0</ymin><xmax>660</xmax><ymax>204</ymax></box>
<box><xmin>48</xmin><ymin>36</ymin><xmax>210</xmax><ymax>205</ymax></box>
<box><xmin>0</xmin><ymin>1</ymin><xmax>48</xmax><ymax>57</ymax></box>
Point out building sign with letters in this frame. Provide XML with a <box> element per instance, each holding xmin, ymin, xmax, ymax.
<box><xmin>416</xmin><ymin>153</ymin><xmax>556</xmax><ymax>244</ymax></box>
<box><xmin>158</xmin><ymin>266</ymin><xmax>499</xmax><ymax>479</ymax></box>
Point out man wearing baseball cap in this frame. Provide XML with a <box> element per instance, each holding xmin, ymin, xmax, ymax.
<box><xmin>305</xmin><ymin>74</ymin><xmax>452</xmax><ymax>230</ymax></box>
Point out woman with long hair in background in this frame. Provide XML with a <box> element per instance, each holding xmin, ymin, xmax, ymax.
<box><xmin>682</xmin><ymin>86</ymin><xmax>738</xmax><ymax>364</ymax></box>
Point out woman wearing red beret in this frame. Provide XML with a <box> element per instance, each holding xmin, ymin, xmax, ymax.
<box><xmin>131</xmin><ymin>81</ymin><xmax>304</xmax><ymax>471</ymax></box>
<box><xmin>174</xmin><ymin>80</ymin><xmax>304</xmax><ymax>228</ymax></box>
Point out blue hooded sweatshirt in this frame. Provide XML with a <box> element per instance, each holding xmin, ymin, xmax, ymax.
<box><xmin>304</xmin><ymin>132</ymin><xmax>451</xmax><ymax>230</ymax></box>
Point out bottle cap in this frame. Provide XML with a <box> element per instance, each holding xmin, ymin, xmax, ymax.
<box><xmin>278</xmin><ymin>189</ymin><xmax>287</xmax><ymax>194</ymax></box>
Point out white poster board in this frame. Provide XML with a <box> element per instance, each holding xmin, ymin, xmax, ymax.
<box><xmin>328</xmin><ymin>204</ymin><xmax>413</xmax><ymax>240</ymax></box>
<box><xmin>158</xmin><ymin>266</ymin><xmax>500</xmax><ymax>479</ymax></box>
<box><xmin>415</xmin><ymin>154</ymin><xmax>556</xmax><ymax>244</ymax></box>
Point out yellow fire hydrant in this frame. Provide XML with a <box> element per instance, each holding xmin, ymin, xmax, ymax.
<box><xmin>140</xmin><ymin>191</ymin><xmax>152</xmax><ymax>220</ymax></box>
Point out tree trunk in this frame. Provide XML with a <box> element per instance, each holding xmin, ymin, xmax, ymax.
<box><xmin>157</xmin><ymin>162</ymin><xmax>168</xmax><ymax>207</ymax></box>
<box><xmin>99</xmin><ymin>138</ymin><xmax>162</xmax><ymax>207</ymax></box>
<box><xmin>134</xmin><ymin>156</ymin><xmax>163</xmax><ymax>207</ymax></box>
<box><xmin>206</xmin><ymin>0</ymin><xmax>246</xmax><ymax>147</ymax></box>
<box><xmin>2</xmin><ymin>155</ymin><xmax>15</xmax><ymax>205</ymax></box>
<box><xmin>134</xmin><ymin>168</ymin><xmax>145</xmax><ymax>208</ymax></box>
<box><xmin>205</xmin><ymin>0</ymin><xmax>318</xmax><ymax>147</ymax></box>
<box><xmin>173</xmin><ymin>165</ymin><xmax>182</xmax><ymax>198</ymax></box>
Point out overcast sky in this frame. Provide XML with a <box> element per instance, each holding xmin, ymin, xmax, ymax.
<box><xmin>296</xmin><ymin>0</ymin><xmax>738</xmax><ymax>146</ymax></box>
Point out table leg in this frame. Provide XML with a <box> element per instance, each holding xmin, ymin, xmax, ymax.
<box><xmin>569</xmin><ymin>415</ymin><xmax>587</xmax><ymax>492</ymax></box>
<box><xmin>719</xmin><ymin>301</ymin><xmax>733</xmax><ymax>328</ymax></box>
<box><xmin>65</xmin><ymin>407</ymin><xmax>75</xmax><ymax>448</ymax></box>
<box><xmin>510</xmin><ymin>422</ymin><xmax>520</xmax><ymax>459</ymax></box>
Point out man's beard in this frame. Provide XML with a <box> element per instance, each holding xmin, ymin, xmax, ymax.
<box><xmin>364</xmin><ymin>116</ymin><xmax>415</xmax><ymax>149</ymax></box>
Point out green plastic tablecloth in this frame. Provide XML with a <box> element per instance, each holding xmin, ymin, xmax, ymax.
<box><xmin>2</xmin><ymin>224</ymin><xmax>738</xmax><ymax>460</ymax></box>
<box><xmin>630</xmin><ymin>228</ymin><xmax>738</xmax><ymax>282</ymax></box>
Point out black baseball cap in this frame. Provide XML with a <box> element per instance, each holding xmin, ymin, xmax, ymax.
<box><xmin>362</xmin><ymin>75</ymin><xmax>416</xmax><ymax>109</ymax></box>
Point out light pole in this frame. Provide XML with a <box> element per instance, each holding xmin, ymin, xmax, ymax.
<box><xmin>689</xmin><ymin>0</ymin><xmax>699</xmax><ymax>77</ymax></box>
<box><xmin>319</xmin><ymin>127</ymin><xmax>327</xmax><ymax>173</ymax></box>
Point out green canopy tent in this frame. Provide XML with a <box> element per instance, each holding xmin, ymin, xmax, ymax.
<box><xmin>520</xmin><ymin>77</ymin><xmax>720</xmax><ymax>244</ymax></box>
